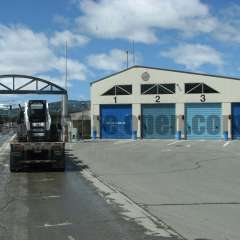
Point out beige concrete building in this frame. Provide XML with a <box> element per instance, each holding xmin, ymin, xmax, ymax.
<box><xmin>91</xmin><ymin>66</ymin><xmax>240</xmax><ymax>140</ymax></box>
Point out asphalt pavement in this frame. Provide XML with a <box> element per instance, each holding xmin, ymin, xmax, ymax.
<box><xmin>70</xmin><ymin>139</ymin><xmax>240</xmax><ymax>240</ymax></box>
<box><xmin>0</xmin><ymin>136</ymin><xmax>178</xmax><ymax>240</ymax></box>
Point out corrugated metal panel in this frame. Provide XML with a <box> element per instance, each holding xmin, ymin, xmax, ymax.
<box><xmin>232</xmin><ymin>103</ymin><xmax>240</xmax><ymax>139</ymax></box>
<box><xmin>142</xmin><ymin>104</ymin><xmax>176</xmax><ymax>139</ymax></box>
<box><xmin>185</xmin><ymin>103</ymin><xmax>222</xmax><ymax>139</ymax></box>
<box><xmin>100</xmin><ymin>105</ymin><xmax>132</xmax><ymax>139</ymax></box>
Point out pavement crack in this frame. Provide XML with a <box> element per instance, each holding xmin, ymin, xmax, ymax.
<box><xmin>0</xmin><ymin>222</ymin><xmax>10</xmax><ymax>238</ymax></box>
<box><xmin>0</xmin><ymin>198</ymin><xmax>15</xmax><ymax>213</ymax></box>
<box><xmin>97</xmin><ymin>164</ymin><xmax>201</xmax><ymax>176</ymax></box>
<box><xmin>97</xmin><ymin>156</ymin><xmax>237</xmax><ymax>177</ymax></box>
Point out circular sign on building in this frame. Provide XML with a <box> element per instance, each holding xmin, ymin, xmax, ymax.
<box><xmin>141</xmin><ymin>72</ymin><xmax>150</xmax><ymax>81</ymax></box>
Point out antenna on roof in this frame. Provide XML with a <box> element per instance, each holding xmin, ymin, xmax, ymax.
<box><xmin>65</xmin><ymin>40</ymin><xmax>68</xmax><ymax>90</ymax></box>
<box><xmin>126</xmin><ymin>50</ymin><xmax>129</xmax><ymax>69</ymax></box>
<box><xmin>132</xmin><ymin>40</ymin><xmax>135</xmax><ymax>65</ymax></box>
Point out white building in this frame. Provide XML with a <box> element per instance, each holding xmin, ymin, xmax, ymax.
<box><xmin>90</xmin><ymin>66</ymin><xmax>240</xmax><ymax>140</ymax></box>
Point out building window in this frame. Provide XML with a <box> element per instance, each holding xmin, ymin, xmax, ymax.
<box><xmin>141</xmin><ymin>84</ymin><xmax>157</xmax><ymax>94</ymax></box>
<box><xmin>185</xmin><ymin>83</ymin><xmax>219</xmax><ymax>94</ymax></box>
<box><xmin>141</xmin><ymin>84</ymin><xmax>175</xmax><ymax>95</ymax></box>
<box><xmin>102</xmin><ymin>85</ymin><xmax>132</xmax><ymax>96</ymax></box>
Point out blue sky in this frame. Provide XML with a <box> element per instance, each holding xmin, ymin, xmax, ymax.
<box><xmin>1</xmin><ymin>0</ymin><xmax>240</xmax><ymax>104</ymax></box>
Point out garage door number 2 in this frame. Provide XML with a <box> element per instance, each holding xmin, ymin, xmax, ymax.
<box><xmin>155</xmin><ymin>95</ymin><xmax>160</xmax><ymax>103</ymax></box>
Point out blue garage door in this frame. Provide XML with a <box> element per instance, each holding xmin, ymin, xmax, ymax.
<box><xmin>185</xmin><ymin>103</ymin><xmax>222</xmax><ymax>139</ymax></box>
<box><xmin>142</xmin><ymin>104</ymin><xmax>176</xmax><ymax>139</ymax></box>
<box><xmin>100</xmin><ymin>105</ymin><xmax>132</xmax><ymax>139</ymax></box>
<box><xmin>232</xmin><ymin>103</ymin><xmax>240</xmax><ymax>139</ymax></box>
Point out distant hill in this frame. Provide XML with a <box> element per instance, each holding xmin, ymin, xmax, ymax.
<box><xmin>49</xmin><ymin>100</ymin><xmax>90</xmax><ymax>114</ymax></box>
<box><xmin>0</xmin><ymin>100</ymin><xmax>91</xmax><ymax>120</ymax></box>
<box><xmin>0</xmin><ymin>108</ymin><xmax>18</xmax><ymax>117</ymax></box>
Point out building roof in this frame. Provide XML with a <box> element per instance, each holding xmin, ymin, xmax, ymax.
<box><xmin>90</xmin><ymin>65</ymin><xmax>240</xmax><ymax>86</ymax></box>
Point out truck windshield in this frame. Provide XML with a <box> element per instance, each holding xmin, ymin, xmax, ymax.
<box><xmin>29</xmin><ymin>103</ymin><xmax>46</xmax><ymax>122</ymax></box>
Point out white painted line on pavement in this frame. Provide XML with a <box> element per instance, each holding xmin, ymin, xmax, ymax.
<box><xmin>223</xmin><ymin>141</ymin><xmax>231</xmax><ymax>147</ymax></box>
<box><xmin>10</xmin><ymin>134</ymin><xmax>16</xmax><ymax>141</ymax></box>
<box><xmin>42</xmin><ymin>195</ymin><xmax>61</xmax><ymax>199</ymax></box>
<box><xmin>114</xmin><ymin>140</ymin><xmax>133</xmax><ymax>145</ymax></box>
<box><xmin>0</xmin><ymin>134</ymin><xmax>16</xmax><ymax>155</ymax></box>
<box><xmin>33</xmin><ymin>178</ymin><xmax>55</xmax><ymax>182</ymax></box>
<box><xmin>0</xmin><ymin>145</ymin><xmax>8</xmax><ymax>155</ymax></box>
<box><xmin>41</xmin><ymin>222</ymin><xmax>72</xmax><ymax>228</ymax></box>
<box><xmin>167</xmin><ymin>141</ymin><xmax>177</xmax><ymax>146</ymax></box>
<box><xmin>81</xmin><ymin>169</ymin><xmax>181</xmax><ymax>238</ymax></box>
<box><xmin>161</xmin><ymin>149</ymin><xmax>172</xmax><ymax>152</ymax></box>
<box><xmin>68</xmin><ymin>236</ymin><xmax>75</xmax><ymax>240</ymax></box>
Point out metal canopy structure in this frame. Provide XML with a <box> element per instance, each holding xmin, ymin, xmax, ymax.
<box><xmin>0</xmin><ymin>75</ymin><xmax>67</xmax><ymax>95</ymax></box>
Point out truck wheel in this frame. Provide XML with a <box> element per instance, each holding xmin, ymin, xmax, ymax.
<box><xmin>58</xmin><ymin>166</ymin><xmax>65</xmax><ymax>171</ymax></box>
<box><xmin>10</xmin><ymin>155</ymin><xmax>17</xmax><ymax>172</ymax></box>
<box><xmin>57</xmin><ymin>154</ymin><xmax>65</xmax><ymax>171</ymax></box>
<box><xmin>55</xmin><ymin>163</ymin><xmax>65</xmax><ymax>171</ymax></box>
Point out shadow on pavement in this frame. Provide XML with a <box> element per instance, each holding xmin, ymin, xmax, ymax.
<box><xmin>11</xmin><ymin>149</ymin><xmax>89</xmax><ymax>173</ymax></box>
<box><xmin>65</xmin><ymin>149</ymin><xmax>89</xmax><ymax>172</ymax></box>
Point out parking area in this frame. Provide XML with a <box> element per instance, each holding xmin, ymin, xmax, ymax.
<box><xmin>70</xmin><ymin>139</ymin><xmax>240</xmax><ymax>240</ymax></box>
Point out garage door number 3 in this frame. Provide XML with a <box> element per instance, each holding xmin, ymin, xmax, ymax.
<box><xmin>200</xmin><ymin>94</ymin><xmax>206</xmax><ymax>102</ymax></box>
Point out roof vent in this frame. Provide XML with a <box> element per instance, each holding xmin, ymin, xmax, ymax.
<box><xmin>141</xmin><ymin>72</ymin><xmax>150</xmax><ymax>81</ymax></box>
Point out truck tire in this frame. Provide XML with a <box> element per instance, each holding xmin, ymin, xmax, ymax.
<box><xmin>10</xmin><ymin>154</ymin><xmax>18</xmax><ymax>172</ymax></box>
<box><xmin>57</xmin><ymin>153</ymin><xmax>65</xmax><ymax>171</ymax></box>
<box><xmin>57</xmin><ymin>166</ymin><xmax>65</xmax><ymax>171</ymax></box>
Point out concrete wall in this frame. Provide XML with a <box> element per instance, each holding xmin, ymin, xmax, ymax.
<box><xmin>91</xmin><ymin>66</ymin><xmax>239</xmax><ymax>139</ymax></box>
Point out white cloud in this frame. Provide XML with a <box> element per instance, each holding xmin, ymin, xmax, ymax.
<box><xmin>0</xmin><ymin>25</ymin><xmax>87</xmax><ymax>84</ymax></box>
<box><xmin>161</xmin><ymin>44</ymin><xmax>223</xmax><ymax>70</ymax></box>
<box><xmin>213</xmin><ymin>4</ymin><xmax>240</xmax><ymax>43</ymax></box>
<box><xmin>36</xmin><ymin>74</ymin><xmax>72</xmax><ymax>89</ymax></box>
<box><xmin>75</xmin><ymin>0</ymin><xmax>217</xmax><ymax>43</ymax></box>
<box><xmin>0</xmin><ymin>25</ymin><xmax>55</xmax><ymax>74</ymax></box>
<box><xmin>55</xmin><ymin>57</ymin><xmax>87</xmax><ymax>81</ymax></box>
<box><xmin>214</xmin><ymin>23</ymin><xmax>240</xmax><ymax>43</ymax></box>
<box><xmin>50</xmin><ymin>30</ymin><xmax>89</xmax><ymax>47</ymax></box>
<box><xmin>87</xmin><ymin>49</ymin><xmax>140</xmax><ymax>71</ymax></box>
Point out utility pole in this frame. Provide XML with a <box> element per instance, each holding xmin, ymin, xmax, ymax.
<box><xmin>62</xmin><ymin>40</ymin><xmax>69</xmax><ymax>142</ymax></box>
<box><xmin>81</xmin><ymin>111</ymin><xmax>84</xmax><ymax>139</ymax></box>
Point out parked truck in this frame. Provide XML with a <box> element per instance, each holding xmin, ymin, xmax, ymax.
<box><xmin>10</xmin><ymin>100</ymin><xmax>65</xmax><ymax>172</ymax></box>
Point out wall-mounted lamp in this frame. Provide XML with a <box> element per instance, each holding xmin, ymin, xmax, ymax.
<box><xmin>228</xmin><ymin>115</ymin><xmax>231</xmax><ymax>120</ymax></box>
<box><xmin>181</xmin><ymin>115</ymin><xmax>184</xmax><ymax>120</ymax></box>
<box><xmin>138</xmin><ymin>115</ymin><xmax>141</xmax><ymax>120</ymax></box>
<box><xmin>97</xmin><ymin>115</ymin><xmax>100</xmax><ymax>121</ymax></box>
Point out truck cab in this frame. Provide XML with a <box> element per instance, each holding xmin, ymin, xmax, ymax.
<box><xmin>25</xmin><ymin>100</ymin><xmax>51</xmax><ymax>141</ymax></box>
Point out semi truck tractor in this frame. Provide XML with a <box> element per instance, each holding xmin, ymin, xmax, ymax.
<box><xmin>10</xmin><ymin>100</ymin><xmax>65</xmax><ymax>172</ymax></box>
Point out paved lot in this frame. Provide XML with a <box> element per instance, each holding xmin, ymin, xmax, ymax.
<box><xmin>70</xmin><ymin>139</ymin><xmax>240</xmax><ymax>240</ymax></box>
<box><xmin>0</xmin><ymin>136</ymin><xmax>173</xmax><ymax>240</ymax></box>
